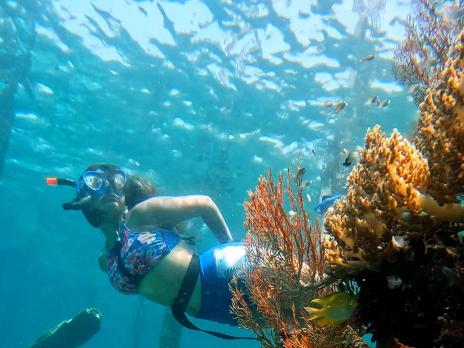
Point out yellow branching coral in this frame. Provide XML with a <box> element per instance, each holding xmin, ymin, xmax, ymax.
<box><xmin>393</xmin><ymin>0</ymin><xmax>463</xmax><ymax>105</ymax></box>
<box><xmin>325</xmin><ymin>125</ymin><xmax>464</xmax><ymax>271</ymax></box>
<box><xmin>414</xmin><ymin>30</ymin><xmax>464</xmax><ymax>204</ymax></box>
<box><xmin>325</xmin><ymin>126</ymin><xmax>432</xmax><ymax>269</ymax></box>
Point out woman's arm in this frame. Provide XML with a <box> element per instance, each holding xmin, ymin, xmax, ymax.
<box><xmin>125</xmin><ymin>195</ymin><xmax>233</xmax><ymax>243</ymax></box>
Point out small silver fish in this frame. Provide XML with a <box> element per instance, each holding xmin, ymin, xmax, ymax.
<box><xmin>361</xmin><ymin>54</ymin><xmax>375</xmax><ymax>62</ymax></box>
<box><xmin>343</xmin><ymin>149</ymin><xmax>358</xmax><ymax>166</ymax></box>
<box><xmin>366</xmin><ymin>96</ymin><xmax>378</xmax><ymax>105</ymax></box>
<box><xmin>377</xmin><ymin>99</ymin><xmax>391</xmax><ymax>109</ymax></box>
<box><xmin>334</xmin><ymin>101</ymin><xmax>347</xmax><ymax>113</ymax></box>
<box><xmin>138</xmin><ymin>6</ymin><xmax>148</xmax><ymax>16</ymax></box>
<box><xmin>322</xmin><ymin>101</ymin><xmax>334</xmax><ymax>108</ymax></box>
<box><xmin>299</xmin><ymin>179</ymin><xmax>310</xmax><ymax>190</ymax></box>
<box><xmin>342</xmin><ymin>156</ymin><xmax>352</xmax><ymax>167</ymax></box>
<box><xmin>295</xmin><ymin>167</ymin><xmax>305</xmax><ymax>182</ymax></box>
<box><xmin>288</xmin><ymin>210</ymin><xmax>298</xmax><ymax>223</ymax></box>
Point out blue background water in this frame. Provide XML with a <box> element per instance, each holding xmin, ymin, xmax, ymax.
<box><xmin>0</xmin><ymin>0</ymin><xmax>417</xmax><ymax>347</ymax></box>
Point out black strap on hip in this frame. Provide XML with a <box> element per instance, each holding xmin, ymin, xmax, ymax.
<box><xmin>171</xmin><ymin>253</ymin><xmax>257</xmax><ymax>341</ymax></box>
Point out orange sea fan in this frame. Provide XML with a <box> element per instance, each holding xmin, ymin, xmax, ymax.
<box><xmin>244</xmin><ymin>169</ymin><xmax>324</xmax><ymax>282</ymax></box>
<box><xmin>231</xmin><ymin>168</ymin><xmax>365</xmax><ymax>348</ymax></box>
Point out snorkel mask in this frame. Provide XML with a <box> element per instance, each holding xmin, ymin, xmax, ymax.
<box><xmin>46</xmin><ymin>165</ymin><xmax>127</xmax><ymax>227</ymax></box>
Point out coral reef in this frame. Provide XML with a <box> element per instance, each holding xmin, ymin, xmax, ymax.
<box><xmin>231</xmin><ymin>169</ymin><xmax>367</xmax><ymax>348</ymax></box>
<box><xmin>324</xmin><ymin>126</ymin><xmax>464</xmax><ymax>345</ymax></box>
<box><xmin>414</xmin><ymin>30</ymin><xmax>464</xmax><ymax>203</ymax></box>
<box><xmin>324</xmin><ymin>29</ymin><xmax>464</xmax><ymax>348</ymax></box>
<box><xmin>393</xmin><ymin>0</ymin><xmax>463</xmax><ymax>105</ymax></box>
<box><xmin>325</xmin><ymin>126</ymin><xmax>432</xmax><ymax>270</ymax></box>
<box><xmin>237</xmin><ymin>8</ymin><xmax>464</xmax><ymax>348</ymax></box>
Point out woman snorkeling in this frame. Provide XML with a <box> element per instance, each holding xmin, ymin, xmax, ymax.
<box><xmin>46</xmin><ymin>164</ymin><xmax>253</xmax><ymax>339</ymax></box>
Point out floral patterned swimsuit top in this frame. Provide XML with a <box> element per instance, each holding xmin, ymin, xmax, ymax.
<box><xmin>107</xmin><ymin>222</ymin><xmax>181</xmax><ymax>294</ymax></box>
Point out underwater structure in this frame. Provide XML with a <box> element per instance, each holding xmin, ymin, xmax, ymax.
<box><xmin>29</xmin><ymin>308</ymin><xmax>102</xmax><ymax>348</ymax></box>
<box><xmin>233</xmin><ymin>7</ymin><xmax>464</xmax><ymax>348</ymax></box>
<box><xmin>324</xmin><ymin>29</ymin><xmax>464</xmax><ymax>347</ymax></box>
<box><xmin>0</xmin><ymin>1</ymin><xmax>35</xmax><ymax>178</ymax></box>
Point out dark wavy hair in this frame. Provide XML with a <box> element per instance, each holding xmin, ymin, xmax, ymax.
<box><xmin>79</xmin><ymin>164</ymin><xmax>156</xmax><ymax>227</ymax></box>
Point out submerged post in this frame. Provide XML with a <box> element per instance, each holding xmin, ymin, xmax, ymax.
<box><xmin>28</xmin><ymin>308</ymin><xmax>102</xmax><ymax>348</ymax></box>
<box><xmin>158</xmin><ymin>309</ymin><xmax>182</xmax><ymax>348</ymax></box>
<box><xmin>0</xmin><ymin>87</ymin><xmax>14</xmax><ymax>177</ymax></box>
<box><xmin>0</xmin><ymin>3</ymin><xmax>35</xmax><ymax>179</ymax></box>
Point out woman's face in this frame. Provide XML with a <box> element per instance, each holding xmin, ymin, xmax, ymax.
<box><xmin>79</xmin><ymin>168</ymin><xmax>127</xmax><ymax>223</ymax></box>
<box><xmin>92</xmin><ymin>193</ymin><xmax>126</xmax><ymax>223</ymax></box>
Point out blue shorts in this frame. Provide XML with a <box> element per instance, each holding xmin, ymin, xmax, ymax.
<box><xmin>193</xmin><ymin>242</ymin><xmax>250</xmax><ymax>326</ymax></box>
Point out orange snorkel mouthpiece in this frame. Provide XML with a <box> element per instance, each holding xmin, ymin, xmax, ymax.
<box><xmin>46</xmin><ymin>177</ymin><xmax>59</xmax><ymax>186</ymax></box>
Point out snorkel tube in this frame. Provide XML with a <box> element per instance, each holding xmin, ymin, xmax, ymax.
<box><xmin>45</xmin><ymin>177</ymin><xmax>91</xmax><ymax>211</ymax></box>
<box><xmin>45</xmin><ymin>177</ymin><xmax>75</xmax><ymax>187</ymax></box>
<box><xmin>62</xmin><ymin>196</ymin><xmax>92</xmax><ymax>211</ymax></box>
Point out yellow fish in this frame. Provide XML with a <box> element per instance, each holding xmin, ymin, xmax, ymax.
<box><xmin>304</xmin><ymin>292</ymin><xmax>357</xmax><ymax>326</ymax></box>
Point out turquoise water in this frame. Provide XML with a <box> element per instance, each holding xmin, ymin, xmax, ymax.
<box><xmin>0</xmin><ymin>1</ymin><xmax>418</xmax><ymax>347</ymax></box>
